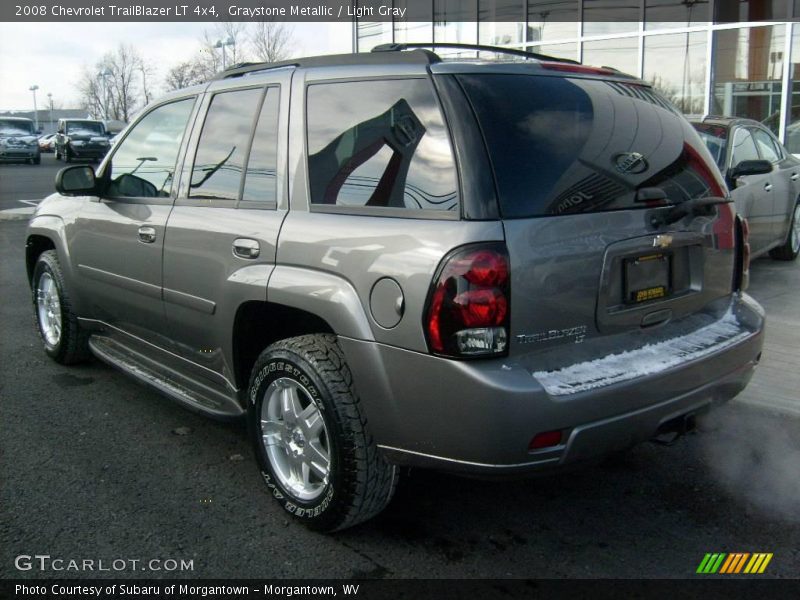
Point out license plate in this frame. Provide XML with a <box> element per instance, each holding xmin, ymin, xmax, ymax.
<box><xmin>624</xmin><ymin>253</ymin><xmax>671</xmax><ymax>304</ymax></box>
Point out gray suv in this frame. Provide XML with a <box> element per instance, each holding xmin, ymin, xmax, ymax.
<box><xmin>25</xmin><ymin>44</ymin><xmax>765</xmax><ymax>532</ymax></box>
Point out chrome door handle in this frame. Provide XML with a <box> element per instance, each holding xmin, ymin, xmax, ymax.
<box><xmin>764</xmin><ymin>183</ymin><xmax>773</xmax><ymax>192</ymax></box>
<box><xmin>791</xmin><ymin>173</ymin><xmax>799</xmax><ymax>181</ymax></box>
<box><xmin>138</xmin><ymin>226</ymin><xmax>156</xmax><ymax>243</ymax></box>
<box><xmin>233</xmin><ymin>238</ymin><xmax>260</xmax><ymax>259</ymax></box>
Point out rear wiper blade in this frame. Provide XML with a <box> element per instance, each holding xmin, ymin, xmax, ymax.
<box><xmin>650</xmin><ymin>197</ymin><xmax>732</xmax><ymax>228</ymax></box>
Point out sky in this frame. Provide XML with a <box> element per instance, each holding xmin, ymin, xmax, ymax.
<box><xmin>0</xmin><ymin>22</ymin><xmax>353</xmax><ymax>111</ymax></box>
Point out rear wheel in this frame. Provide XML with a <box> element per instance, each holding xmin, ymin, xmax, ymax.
<box><xmin>769</xmin><ymin>202</ymin><xmax>800</xmax><ymax>261</ymax></box>
<box><xmin>32</xmin><ymin>250</ymin><xmax>90</xmax><ymax>364</ymax></box>
<box><xmin>55</xmin><ymin>146</ymin><xmax>61</xmax><ymax>160</ymax></box>
<box><xmin>63</xmin><ymin>147</ymin><xmax>72</xmax><ymax>163</ymax></box>
<box><xmin>247</xmin><ymin>334</ymin><xmax>397</xmax><ymax>532</ymax></box>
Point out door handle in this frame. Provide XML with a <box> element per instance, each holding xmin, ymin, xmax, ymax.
<box><xmin>138</xmin><ymin>226</ymin><xmax>156</xmax><ymax>244</ymax></box>
<box><xmin>233</xmin><ymin>238</ymin><xmax>260</xmax><ymax>259</ymax></box>
<box><xmin>764</xmin><ymin>183</ymin><xmax>773</xmax><ymax>192</ymax></box>
<box><xmin>791</xmin><ymin>173</ymin><xmax>799</xmax><ymax>181</ymax></box>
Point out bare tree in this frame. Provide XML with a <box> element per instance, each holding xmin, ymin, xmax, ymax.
<box><xmin>250</xmin><ymin>21</ymin><xmax>293</xmax><ymax>63</ymax></box>
<box><xmin>76</xmin><ymin>44</ymin><xmax>153</xmax><ymax>122</ymax></box>
<box><xmin>164</xmin><ymin>60</ymin><xmax>207</xmax><ymax>91</ymax></box>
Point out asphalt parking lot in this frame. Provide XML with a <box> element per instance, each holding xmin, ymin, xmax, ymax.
<box><xmin>1</xmin><ymin>159</ymin><xmax>798</xmax><ymax>580</ymax></box>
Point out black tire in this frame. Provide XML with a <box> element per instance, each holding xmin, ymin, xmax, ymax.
<box><xmin>31</xmin><ymin>250</ymin><xmax>91</xmax><ymax>365</ymax></box>
<box><xmin>769</xmin><ymin>202</ymin><xmax>800</xmax><ymax>261</ymax></box>
<box><xmin>247</xmin><ymin>334</ymin><xmax>397</xmax><ymax>532</ymax></box>
<box><xmin>55</xmin><ymin>147</ymin><xmax>61</xmax><ymax>160</ymax></box>
<box><xmin>64</xmin><ymin>147</ymin><xmax>71</xmax><ymax>163</ymax></box>
<box><xmin>33</xmin><ymin>154</ymin><xmax>41</xmax><ymax>165</ymax></box>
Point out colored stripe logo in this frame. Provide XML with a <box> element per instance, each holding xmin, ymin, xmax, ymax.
<box><xmin>697</xmin><ymin>553</ymin><xmax>773</xmax><ymax>574</ymax></box>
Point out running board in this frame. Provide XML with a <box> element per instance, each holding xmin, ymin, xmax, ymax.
<box><xmin>88</xmin><ymin>336</ymin><xmax>244</xmax><ymax>420</ymax></box>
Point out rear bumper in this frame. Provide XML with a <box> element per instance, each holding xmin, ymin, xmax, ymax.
<box><xmin>341</xmin><ymin>293</ymin><xmax>764</xmax><ymax>476</ymax></box>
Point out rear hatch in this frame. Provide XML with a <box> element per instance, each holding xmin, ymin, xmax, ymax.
<box><xmin>449</xmin><ymin>69</ymin><xmax>739</xmax><ymax>372</ymax></box>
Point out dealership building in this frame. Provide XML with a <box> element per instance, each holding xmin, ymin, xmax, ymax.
<box><xmin>353</xmin><ymin>1</ymin><xmax>800</xmax><ymax>153</ymax></box>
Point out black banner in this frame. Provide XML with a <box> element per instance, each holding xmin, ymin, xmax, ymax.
<box><xmin>3</xmin><ymin>579</ymin><xmax>800</xmax><ymax>600</ymax></box>
<box><xmin>2</xmin><ymin>0</ymin><xmax>798</xmax><ymax>23</ymax></box>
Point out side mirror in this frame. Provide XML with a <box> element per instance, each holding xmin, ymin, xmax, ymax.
<box><xmin>55</xmin><ymin>165</ymin><xmax>97</xmax><ymax>196</ymax></box>
<box><xmin>729</xmin><ymin>159</ymin><xmax>772</xmax><ymax>180</ymax></box>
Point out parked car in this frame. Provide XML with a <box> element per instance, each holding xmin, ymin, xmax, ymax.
<box><xmin>0</xmin><ymin>117</ymin><xmax>41</xmax><ymax>164</ymax></box>
<box><xmin>38</xmin><ymin>133</ymin><xmax>56</xmax><ymax>153</ymax></box>
<box><xmin>26</xmin><ymin>44</ymin><xmax>765</xmax><ymax>532</ymax></box>
<box><xmin>54</xmin><ymin>118</ymin><xmax>109</xmax><ymax>162</ymax></box>
<box><xmin>691</xmin><ymin>117</ymin><xmax>800</xmax><ymax>261</ymax></box>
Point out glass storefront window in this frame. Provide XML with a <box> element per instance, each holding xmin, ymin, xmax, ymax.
<box><xmin>712</xmin><ymin>25</ymin><xmax>785</xmax><ymax>124</ymax></box>
<box><xmin>715</xmin><ymin>0</ymin><xmax>790</xmax><ymax>23</ymax></box>
<box><xmin>583</xmin><ymin>37</ymin><xmax>639</xmax><ymax>74</ymax></box>
<box><xmin>526</xmin><ymin>1</ymin><xmax>579</xmax><ymax>42</ymax></box>
<box><xmin>784</xmin><ymin>25</ymin><xmax>800</xmax><ymax>154</ymax></box>
<box><xmin>527</xmin><ymin>41</ymin><xmax>579</xmax><ymax>61</ymax></box>
<box><xmin>583</xmin><ymin>0</ymin><xmax>639</xmax><ymax>36</ymax></box>
<box><xmin>643</xmin><ymin>31</ymin><xmax>707</xmax><ymax>113</ymax></box>
<box><xmin>394</xmin><ymin>0</ymin><xmax>434</xmax><ymax>43</ymax></box>
<box><xmin>434</xmin><ymin>0</ymin><xmax>477</xmax><ymax>54</ymax></box>
<box><xmin>645</xmin><ymin>0</ymin><xmax>710</xmax><ymax>30</ymax></box>
<box><xmin>479</xmin><ymin>0</ymin><xmax>525</xmax><ymax>45</ymax></box>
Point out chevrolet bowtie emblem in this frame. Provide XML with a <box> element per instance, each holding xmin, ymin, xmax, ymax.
<box><xmin>653</xmin><ymin>234</ymin><xmax>674</xmax><ymax>249</ymax></box>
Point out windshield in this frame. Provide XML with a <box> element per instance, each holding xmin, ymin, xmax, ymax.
<box><xmin>691</xmin><ymin>123</ymin><xmax>728</xmax><ymax>169</ymax></box>
<box><xmin>66</xmin><ymin>121</ymin><xmax>105</xmax><ymax>135</ymax></box>
<box><xmin>0</xmin><ymin>119</ymin><xmax>35</xmax><ymax>136</ymax></box>
<box><xmin>456</xmin><ymin>74</ymin><xmax>724</xmax><ymax>218</ymax></box>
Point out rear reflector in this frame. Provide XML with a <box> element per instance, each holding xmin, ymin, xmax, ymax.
<box><xmin>529</xmin><ymin>430</ymin><xmax>563</xmax><ymax>450</ymax></box>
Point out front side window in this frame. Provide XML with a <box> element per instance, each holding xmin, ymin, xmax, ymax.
<box><xmin>190</xmin><ymin>88</ymin><xmax>262</xmax><ymax>201</ymax></box>
<box><xmin>752</xmin><ymin>128</ymin><xmax>782</xmax><ymax>162</ymax></box>
<box><xmin>106</xmin><ymin>98</ymin><xmax>195</xmax><ymax>199</ymax></box>
<box><xmin>306</xmin><ymin>79</ymin><xmax>458</xmax><ymax>213</ymax></box>
<box><xmin>730</xmin><ymin>128</ymin><xmax>760</xmax><ymax>166</ymax></box>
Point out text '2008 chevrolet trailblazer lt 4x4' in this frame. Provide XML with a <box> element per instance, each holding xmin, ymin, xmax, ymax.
<box><xmin>26</xmin><ymin>44</ymin><xmax>765</xmax><ymax>531</ymax></box>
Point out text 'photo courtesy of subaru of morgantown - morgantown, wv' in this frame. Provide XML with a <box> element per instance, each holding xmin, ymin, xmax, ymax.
<box><xmin>27</xmin><ymin>41</ymin><xmax>797</xmax><ymax>533</ymax></box>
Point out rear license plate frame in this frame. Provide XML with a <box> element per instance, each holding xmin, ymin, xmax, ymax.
<box><xmin>624</xmin><ymin>252</ymin><xmax>672</xmax><ymax>304</ymax></box>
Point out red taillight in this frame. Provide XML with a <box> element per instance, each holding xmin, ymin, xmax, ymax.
<box><xmin>529</xmin><ymin>430</ymin><xmax>563</xmax><ymax>451</ymax></box>
<box><xmin>425</xmin><ymin>244</ymin><xmax>510</xmax><ymax>357</ymax></box>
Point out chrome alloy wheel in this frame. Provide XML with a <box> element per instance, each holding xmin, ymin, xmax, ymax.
<box><xmin>792</xmin><ymin>204</ymin><xmax>800</xmax><ymax>254</ymax></box>
<box><xmin>260</xmin><ymin>377</ymin><xmax>331</xmax><ymax>501</ymax></box>
<box><xmin>36</xmin><ymin>272</ymin><xmax>62</xmax><ymax>346</ymax></box>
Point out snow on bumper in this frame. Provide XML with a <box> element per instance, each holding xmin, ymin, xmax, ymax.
<box><xmin>532</xmin><ymin>310</ymin><xmax>751</xmax><ymax>396</ymax></box>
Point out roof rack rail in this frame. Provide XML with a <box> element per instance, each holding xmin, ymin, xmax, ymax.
<box><xmin>371</xmin><ymin>42</ymin><xmax>580</xmax><ymax>65</ymax></box>
<box><xmin>213</xmin><ymin>49</ymin><xmax>440</xmax><ymax>80</ymax></box>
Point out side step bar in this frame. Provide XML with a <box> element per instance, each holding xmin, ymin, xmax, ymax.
<box><xmin>88</xmin><ymin>336</ymin><xmax>244</xmax><ymax>420</ymax></box>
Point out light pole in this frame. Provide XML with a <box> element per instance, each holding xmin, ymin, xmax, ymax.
<box><xmin>47</xmin><ymin>93</ymin><xmax>53</xmax><ymax>133</ymax></box>
<box><xmin>29</xmin><ymin>85</ymin><xmax>39</xmax><ymax>131</ymax></box>
<box><xmin>99</xmin><ymin>68</ymin><xmax>112</xmax><ymax>120</ymax></box>
<box><xmin>214</xmin><ymin>36</ymin><xmax>235</xmax><ymax>69</ymax></box>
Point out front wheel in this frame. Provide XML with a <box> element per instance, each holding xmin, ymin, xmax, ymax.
<box><xmin>32</xmin><ymin>250</ymin><xmax>90</xmax><ymax>364</ymax></box>
<box><xmin>247</xmin><ymin>334</ymin><xmax>397</xmax><ymax>532</ymax></box>
<box><xmin>769</xmin><ymin>202</ymin><xmax>800</xmax><ymax>261</ymax></box>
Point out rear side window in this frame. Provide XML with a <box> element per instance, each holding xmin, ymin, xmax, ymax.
<box><xmin>190</xmin><ymin>88</ymin><xmax>262</xmax><ymax>200</ymax></box>
<box><xmin>242</xmin><ymin>87</ymin><xmax>280</xmax><ymax>204</ymax></box>
<box><xmin>306</xmin><ymin>79</ymin><xmax>458</xmax><ymax>213</ymax></box>
<box><xmin>457</xmin><ymin>74</ymin><xmax>722</xmax><ymax>218</ymax></box>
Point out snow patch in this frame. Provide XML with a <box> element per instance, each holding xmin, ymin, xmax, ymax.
<box><xmin>532</xmin><ymin>311</ymin><xmax>751</xmax><ymax>396</ymax></box>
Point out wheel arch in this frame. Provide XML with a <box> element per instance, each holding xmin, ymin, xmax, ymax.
<box><xmin>232</xmin><ymin>301</ymin><xmax>336</xmax><ymax>392</ymax></box>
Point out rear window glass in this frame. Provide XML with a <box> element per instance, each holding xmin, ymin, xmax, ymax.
<box><xmin>306</xmin><ymin>79</ymin><xmax>458</xmax><ymax>213</ymax></box>
<box><xmin>457</xmin><ymin>74</ymin><xmax>721</xmax><ymax>218</ymax></box>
